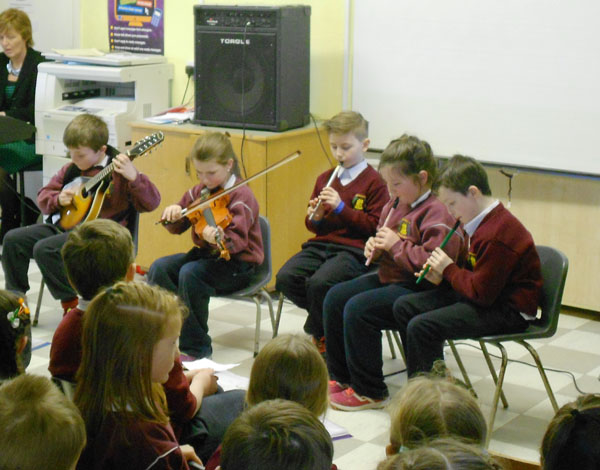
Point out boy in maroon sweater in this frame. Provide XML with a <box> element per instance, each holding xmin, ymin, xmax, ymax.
<box><xmin>49</xmin><ymin>219</ymin><xmax>245</xmax><ymax>463</ymax></box>
<box><xmin>394</xmin><ymin>155</ymin><xmax>543</xmax><ymax>376</ymax></box>
<box><xmin>2</xmin><ymin>113</ymin><xmax>161</xmax><ymax>314</ymax></box>
<box><xmin>275</xmin><ymin>111</ymin><xmax>388</xmax><ymax>348</ymax></box>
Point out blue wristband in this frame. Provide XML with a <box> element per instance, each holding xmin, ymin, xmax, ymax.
<box><xmin>333</xmin><ymin>201</ymin><xmax>345</xmax><ymax>214</ymax></box>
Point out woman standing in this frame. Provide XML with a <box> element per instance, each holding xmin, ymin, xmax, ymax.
<box><xmin>0</xmin><ymin>8</ymin><xmax>44</xmax><ymax>241</ymax></box>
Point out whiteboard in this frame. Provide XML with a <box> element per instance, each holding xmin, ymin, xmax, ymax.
<box><xmin>351</xmin><ymin>0</ymin><xmax>600</xmax><ymax>175</ymax></box>
<box><xmin>0</xmin><ymin>0</ymin><xmax>79</xmax><ymax>52</ymax></box>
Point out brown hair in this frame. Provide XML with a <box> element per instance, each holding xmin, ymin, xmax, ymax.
<box><xmin>388</xmin><ymin>376</ymin><xmax>486</xmax><ymax>451</ymax></box>
<box><xmin>378</xmin><ymin>134</ymin><xmax>437</xmax><ymax>187</ymax></box>
<box><xmin>435</xmin><ymin>155</ymin><xmax>492</xmax><ymax>196</ymax></box>
<box><xmin>0</xmin><ymin>374</ymin><xmax>86</xmax><ymax>470</ymax></box>
<box><xmin>246</xmin><ymin>334</ymin><xmax>329</xmax><ymax>417</ymax></box>
<box><xmin>188</xmin><ymin>131</ymin><xmax>240</xmax><ymax>177</ymax></box>
<box><xmin>74</xmin><ymin>281</ymin><xmax>184</xmax><ymax>440</ymax></box>
<box><xmin>62</xmin><ymin>219</ymin><xmax>134</xmax><ymax>300</ymax></box>
<box><xmin>0</xmin><ymin>8</ymin><xmax>33</xmax><ymax>47</ymax></box>
<box><xmin>541</xmin><ymin>394</ymin><xmax>600</xmax><ymax>470</ymax></box>
<box><xmin>324</xmin><ymin>110</ymin><xmax>369</xmax><ymax>140</ymax></box>
<box><xmin>377</xmin><ymin>438</ymin><xmax>504</xmax><ymax>470</ymax></box>
<box><xmin>0</xmin><ymin>290</ymin><xmax>29</xmax><ymax>379</ymax></box>
<box><xmin>63</xmin><ymin>113</ymin><xmax>109</xmax><ymax>151</ymax></box>
<box><xmin>221</xmin><ymin>399</ymin><xmax>333</xmax><ymax>470</ymax></box>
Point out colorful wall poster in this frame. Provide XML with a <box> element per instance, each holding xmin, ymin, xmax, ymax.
<box><xmin>108</xmin><ymin>0</ymin><xmax>164</xmax><ymax>54</ymax></box>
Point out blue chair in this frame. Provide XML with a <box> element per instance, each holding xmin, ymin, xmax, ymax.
<box><xmin>220</xmin><ymin>215</ymin><xmax>275</xmax><ymax>357</ymax></box>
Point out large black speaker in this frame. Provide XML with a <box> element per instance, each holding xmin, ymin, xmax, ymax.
<box><xmin>194</xmin><ymin>5</ymin><xmax>310</xmax><ymax>131</ymax></box>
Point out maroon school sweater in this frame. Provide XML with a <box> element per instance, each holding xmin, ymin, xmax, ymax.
<box><xmin>49</xmin><ymin>310</ymin><xmax>197</xmax><ymax>439</ymax></box>
<box><xmin>442</xmin><ymin>202</ymin><xmax>542</xmax><ymax>315</ymax></box>
<box><xmin>163</xmin><ymin>178</ymin><xmax>263</xmax><ymax>265</ymax></box>
<box><xmin>305</xmin><ymin>165</ymin><xmax>389</xmax><ymax>250</ymax></box>
<box><xmin>377</xmin><ymin>194</ymin><xmax>464</xmax><ymax>284</ymax></box>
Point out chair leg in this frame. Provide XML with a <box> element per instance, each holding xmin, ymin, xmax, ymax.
<box><xmin>258</xmin><ymin>288</ymin><xmax>276</xmax><ymax>338</ymax></box>
<box><xmin>485</xmin><ymin>342</ymin><xmax>508</xmax><ymax>448</ymax></box>
<box><xmin>447</xmin><ymin>340</ymin><xmax>475</xmax><ymax>394</ymax></box>
<box><xmin>518</xmin><ymin>339</ymin><xmax>559</xmax><ymax>412</ymax></box>
<box><xmin>480</xmin><ymin>341</ymin><xmax>509</xmax><ymax>409</ymax></box>
<box><xmin>391</xmin><ymin>331</ymin><xmax>407</xmax><ymax>365</ymax></box>
<box><xmin>252</xmin><ymin>295</ymin><xmax>262</xmax><ymax>358</ymax></box>
<box><xmin>18</xmin><ymin>170</ymin><xmax>26</xmax><ymax>227</ymax></box>
<box><xmin>274</xmin><ymin>292</ymin><xmax>284</xmax><ymax>337</ymax></box>
<box><xmin>33</xmin><ymin>279</ymin><xmax>45</xmax><ymax>326</ymax></box>
<box><xmin>385</xmin><ymin>330</ymin><xmax>397</xmax><ymax>359</ymax></box>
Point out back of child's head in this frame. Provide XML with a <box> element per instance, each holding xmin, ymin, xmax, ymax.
<box><xmin>0</xmin><ymin>290</ymin><xmax>30</xmax><ymax>379</ymax></box>
<box><xmin>388</xmin><ymin>376</ymin><xmax>486</xmax><ymax>451</ymax></box>
<box><xmin>324</xmin><ymin>110</ymin><xmax>369</xmax><ymax>140</ymax></box>
<box><xmin>221</xmin><ymin>398</ymin><xmax>333</xmax><ymax>470</ymax></box>
<box><xmin>189</xmin><ymin>131</ymin><xmax>240</xmax><ymax>176</ymax></box>
<box><xmin>75</xmin><ymin>281</ymin><xmax>184</xmax><ymax>437</ymax></box>
<box><xmin>541</xmin><ymin>394</ymin><xmax>600</xmax><ymax>470</ymax></box>
<box><xmin>63</xmin><ymin>113</ymin><xmax>109</xmax><ymax>151</ymax></box>
<box><xmin>246</xmin><ymin>334</ymin><xmax>329</xmax><ymax>417</ymax></box>
<box><xmin>435</xmin><ymin>154</ymin><xmax>491</xmax><ymax>196</ymax></box>
<box><xmin>61</xmin><ymin>219</ymin><xmax>134</xmax><ymax>300</ymax></box>
<box><xmin>378</xmin><ymin>134</ymin><xmax>437</xmax><ymax>186</ymax></box>
<box><xmin>0</xmin><ymin>374</ymin><xmax>86</xmax><ymax>470</ymax></box>
<box><xmin>377</xmin><ymin>438</ymin><xmax>503</xmax><ymax>470</ymax></box>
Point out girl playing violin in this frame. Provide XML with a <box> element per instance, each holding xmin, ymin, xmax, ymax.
<box><xmin>148</xmin><ymin>132</ymin><xmax>264</xmax><ymax>360</ymax></box>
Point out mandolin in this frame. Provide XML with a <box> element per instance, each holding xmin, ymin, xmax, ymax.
<box><xmin>56</xmin><ymin>132</ymin><xmax>164</xmax><ymax>231</ymax></box>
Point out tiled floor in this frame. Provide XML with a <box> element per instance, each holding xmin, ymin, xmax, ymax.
<box><xmin>14</xmin><ymin>260</ymin><xmax>600</xmax><ymax>470</ymax></box>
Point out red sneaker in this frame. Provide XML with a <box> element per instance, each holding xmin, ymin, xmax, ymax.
<box><xmin>330</xmin><ymin>387</ymin><xmax>389</xmax><ymax>411</ymax></box>
<box><xmin>328</xmin><ymin>380</ymin><xmax>348</xmax><ymax>395</ymax></box>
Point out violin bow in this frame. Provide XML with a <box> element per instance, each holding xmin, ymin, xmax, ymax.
<box><xmin>158</xmin><ymin>150</ymin><xmax>301</xmax><ymax>224</ymax></box>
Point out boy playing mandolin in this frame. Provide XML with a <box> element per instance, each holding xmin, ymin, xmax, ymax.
<box><xmin>2</xmin><ymin>113</ymin><xmax>160</xmax><ymax>314</ymax></box>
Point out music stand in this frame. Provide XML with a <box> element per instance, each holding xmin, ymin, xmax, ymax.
<box><xmin>0</xmin><ymin>115</ymin><xmax>35</xmax><ymax>144</ymax></box>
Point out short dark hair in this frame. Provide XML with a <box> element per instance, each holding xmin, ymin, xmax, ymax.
<box><xmin>221</xmin><ymin>399</ymin><xmax>334</xmax><ymax>470</ymax></box>
<box><xmin>378</xmin><ymin>134</ymin><xmax>437</xmax><ymax>185</ymax></box>
<box><xmin>63</xmin><ymin>114</ymin><xmax>109</xmax><ymax>151</ymax></box>
<box><xmin>62</xmin><ymin>219</ymin><xmax>134</xmax><ymax>300</ymax></box>
<box><xmin>435</xmin><ymin>155</ymin><xmax>491</xmax><ymax>196</ymax></box>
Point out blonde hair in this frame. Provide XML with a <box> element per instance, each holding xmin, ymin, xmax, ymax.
<box><xmin>0</xmin><ymin>8</ymin><xmax>33</xmax><ymax>47</ymax></box>
<box><xmin>377</xmin><ymin>438</ymin><xmax>503</xmax><ymax>470</ymax></box>
<box><xmin>247</xmin><ymin>334</ymin><xmax>329</xmax><ymax>417</ymax></box>
<box><xmin>388</xmin><ymin>376</ymin><xmax>486</xmax><ymax>450</ymax></box>
<box><xmin>62</xmin><ymin>219</ymin><xmax>134</xmax><ymax>300</ymax></box>
<box><xmin>188</xmin><ymin>131</ymin><xmax>240</xmax><ymax>176</ymax></box>
<box><xmin>221</xmin><ymin>399</ymin><xmax>333</xmax><ymax>470</ymax></box>
<box><xmin>63</xmin><ymin>113</ymin><xmax>109</xmax><ymax>151</ymax></box>
<box><xmin>324</xmin><ymin>110</ymin><xmax>369</xmax><ymax>141</ymax></box>
<box><xmin>0</xmin><ymin>374</ymin><xmax>86</xmax><ymax>470</ymax></box>
<box><xmin>74</xmin><ymin>281</ymin><xmax>185</xmax><ymax>440</ymax></box>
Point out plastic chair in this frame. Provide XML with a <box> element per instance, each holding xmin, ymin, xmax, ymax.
<box><xmin>449</xmin><ymin>245</ymin><xmax>569</xmax><ymax>446</ymax></box>
<box><xmin>220</xmin><ymin>215</ymin><xmax>275</xmax><ymax>357</ymax></box>
<box><xmin>33</xmin><ymin>211</ymin><xmax>140</xmax><ymax>326</ymax></box>
<box><xmin>15</xmin><ymin>161</ymin><xmax>42</xmax><ymax>227</ymax></box>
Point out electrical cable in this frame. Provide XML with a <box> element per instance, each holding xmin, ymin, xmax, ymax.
<box><xmin>237</xmin><ymin>21</ymin><xmax>251</xmax><ymax>179</ymax></box>
<box><xmin>180</xmin><ymin>74</ymin><xmax>191</xmax><ymax>106</ymax></box>
<box><xmin>310</xmin><ymin>112</ymin><xmax>335</xmax><ymax>167</ymax></box>
<box><xmin>449</xmin><ymin>341</ymin><xmax>598</xmax><ymax>395</ymax></box>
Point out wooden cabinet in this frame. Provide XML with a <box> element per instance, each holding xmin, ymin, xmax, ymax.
<box><xmin>130</xmin><ymin>122</ymin><xmax>332</xmax><ymax>287</ymax></box>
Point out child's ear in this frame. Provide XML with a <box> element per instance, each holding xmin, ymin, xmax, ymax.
<box><xmin>386</xmin><ymin>443</ymin><xmax>398</xmax><ymax>456</ymax></box>
<box><xmin>16</xmin><ymin>334</ymin><xmax>28</xmax><ymax>355</ymax></box>
<box><xmin>467</xmin><ymin>185</ymin><xmax>481</xmax><ymax>197</ymax></box>
<box><xmin>126</xmin><ymin>263</ymin><xmax>136</xmax><ymax>282</ymax></box>
<box><xmin>100</xmin><ymin>144</ymin><xmax>108</xmax><ymax>155</ymax></box>
<box><xmin>418</xmin><ymin>169</ymin><xmax>429</xmax><ymax>186</ymax></box>
<box><xmin>361</xmin><ymin>138</ymin><xmax>371</xmax><ymax>152</ymax></box>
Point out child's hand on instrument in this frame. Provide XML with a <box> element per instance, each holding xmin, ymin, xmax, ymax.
<box><xmin>364</xmin><ymin>236</ymin><xmax>376</xmax><ymax>259</ymax></box>
<box><xmin>161</xmin><ymin>204</ymin><xmax>183</xmax><ymax>223</ymax></box>
<box><xmin>373</xmin><ymin>226</ymin><xmax>400</xmax><ymax>252</ymax></box>
<box><xmin>424</xmin><ymin>247</ymin><xmax>454</xmax><ymax>275</ymax></box>
<box><xmin>414</xmin><ymin>264</ymin><xmax>444</xmax><ymax>285</ymax></box>
<box><xmin>318</xmin><ymin>187</ymin><xmax>341</xmax><ymax>210</ymax></box>
<box><xmin>58</xmin><ymin>188</ymin><xmax>75</xmax><ymax>206</ymax></box>
<box><xmin>180</xmin><ymin>445</ymin><xmax>203</xmax><ymax>467</ymax></box>
<box><xmin>307</xmin><ymin>197</ymin><xmax>319</xmax><ymax>217</ymax></box>
<box><xmin>202</xmin><ymin>225</ymin><xmax>224</xmax><ymax>245</ymax></box>
<box><xmin>113</xmin><ymin>153</ymin><xmax>138</xmax><ymax>181</ymax></box>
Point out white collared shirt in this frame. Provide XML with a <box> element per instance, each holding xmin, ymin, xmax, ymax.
<box><xmin>463</xmin><ymin>200</ymin><xmax>500</xmax><ymax>238</ymax></box>
<box><xmin>411</xmin><ymin>190</ymin><xmax>431</xmax><ymax>208</ymax></box>
<box><xmin>339</xmin><ymin>160</ymin><xmax>368</xmax><ymax>186</ymax></box>
<box><xmin>223</xmin><ymin>173</ymin><xmax>236</xmax><ymax>190</ymax></box>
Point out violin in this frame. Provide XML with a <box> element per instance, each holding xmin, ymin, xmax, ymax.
<box><xmin>186</xmin><ymin>188</ymin><xmax>232</xmax><ymax>260</ymax></box>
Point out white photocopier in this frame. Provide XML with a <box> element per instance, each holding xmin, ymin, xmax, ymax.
<box><xmin>35</xmin><ymin>52</ymin><xmax>173</xmax><ymax>183</ymax></box>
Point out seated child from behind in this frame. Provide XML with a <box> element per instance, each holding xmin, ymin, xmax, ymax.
<box><xmin>0</xmin><ymin>374</ymin><xmax>86</xmax><ymax>470</ymax></box>
<box><xmin>0</xmin><ymin>290</ymin><xmax>30</xmax><ymax>380</ymax></box>
<box><xmin>220</xmin><ymin>399</ymin><xmax>334</xmax><ymax>470</ymax></box>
